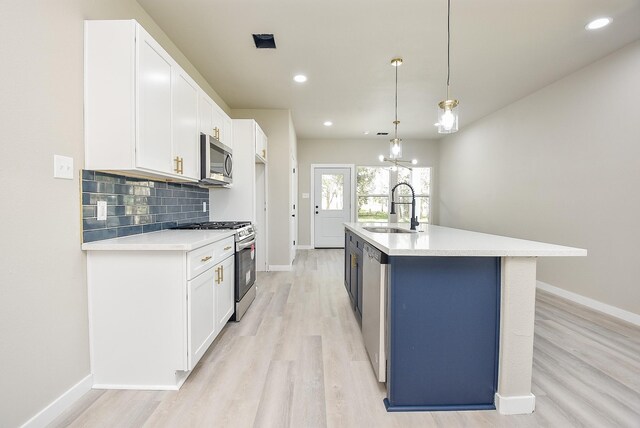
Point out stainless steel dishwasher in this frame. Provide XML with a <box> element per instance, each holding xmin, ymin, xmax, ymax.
<box><xmin>362</xmin><ymin>242</ymin><xmax>389</xmax><ymax>382</ymax></box>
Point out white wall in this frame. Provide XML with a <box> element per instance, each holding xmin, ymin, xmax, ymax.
<box><xmin>297</xmin><ymin>138</ymin><xmax>439</xmax><ymax>246</ymax></box>
<box><xmin>438</xmin><ymin>40</ymin><xmax>640</xmax><ymax>316</ymax></box>
<box><xmin>0</xmin><ymin>1</ymin><xmax>227</xmax><ymax>426</ymax></box>
<box><xmin>231</xmin><ymin>109</ymin><xmax>297</xmax><ymax>268</ymax></box>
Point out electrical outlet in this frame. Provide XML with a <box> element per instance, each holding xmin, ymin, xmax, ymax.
<box><xmin>202</xmin><ymin>202</ymin><xmax>207</xmax><ymax>212</ymax></box>
<box><xmin>53</xmin><ymin>155</ymin><xmax>74</xmax><ymax>179</ymax></box>
<box><xmin>97</xmin><ymin>201</ymin><xmax>107</xmax><ymax>220</ymax></box>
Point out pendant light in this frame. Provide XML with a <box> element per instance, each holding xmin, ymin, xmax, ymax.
<box><xmin>378</xmin><ymin>57</ymin><xmax>417</xmax><ymax>170</ymax></box>
<box><xmin>437</xmin><ymin>0</ymin><xmax>459</xmax><ymax>134</ymax></box>
<box><xmin>389</xmin><ymin>57</ymin><xmax>403</xmax><ymax>159</ymax></box>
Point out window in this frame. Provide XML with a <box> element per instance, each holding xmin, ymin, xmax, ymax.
<box><xmin>321</xmin><ymin>174</ymin><xmax>344</xmax><ymax>210</ymax></box>
<box><xmin>356</xmin><ymin>166</ymin><xmax>431</xmax><ymax>224</ymax></box>
<box><xmin>396</xmin><ymin>167</ymin><xmax>431</xmax><ymax>224</ymax></box>
<box><xmin>357</xmin><ymin>167</ymin><xmax>390</xmax><ymax>222</ymax></box>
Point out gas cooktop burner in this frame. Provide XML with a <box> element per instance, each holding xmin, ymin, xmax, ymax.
<box><xmin>171</xmin><ymin>221</ymin><xmax>251</xmax><ymax>230</ymax></box>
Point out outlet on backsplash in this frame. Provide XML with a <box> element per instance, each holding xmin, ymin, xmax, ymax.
<box><xmin>97</xmin><ymin>201</ymin><xmax>107</xmax><ymax>220</ymax></box>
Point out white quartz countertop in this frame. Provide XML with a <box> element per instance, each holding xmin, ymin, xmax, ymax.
<box><xmin>81</xmin><ymin>229</ymin><xmax>235</xmax><ymax>251</ymax></box>
<box><xmin>344</xmin><ymin>223</ymin><xmax>587</xmax><ymax>257</ymax></box>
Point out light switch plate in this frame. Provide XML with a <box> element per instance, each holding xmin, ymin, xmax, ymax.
<box><xmin>302</xmin><ymin>193</ymin><xmax>309</xmax><ymax>199</ymax></box>
<box><xmin>97</xmin><ymin>201</ymin><xmax>107</xmax><ymax>220</ymax></box>
<box><xmin>53</xmin><ymin>155</ymin><xmax>74</xmax><ymax>179</ymax></box>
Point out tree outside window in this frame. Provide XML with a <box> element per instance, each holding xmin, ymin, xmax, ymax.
<box><xmin>356</xmin><ymin>166</ymin><xmax>430</xmax><ymax>224</ymax></box>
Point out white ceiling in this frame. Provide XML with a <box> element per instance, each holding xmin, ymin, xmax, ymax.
<box><xmin>137</xmin><ymin>0</ymin><xmax>640</xmax><ymax>139</ymax></box>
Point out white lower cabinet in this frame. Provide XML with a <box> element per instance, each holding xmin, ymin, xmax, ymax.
<box><xmin>188</xmin><ymin>266</ymin><xmax>216</xmax><ymax>370</ymax></box>
<box><xmin>216</xmin><ymin>254</ymin><xmax>235</xmax><ymax>331</ymax></box>
<box><xmin>86</xmin><ymin>235</ymin><xmax>235</xmax><ymax>390</ymax></box>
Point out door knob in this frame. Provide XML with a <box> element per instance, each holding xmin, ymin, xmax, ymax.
<box><xmin>291</xmin><ymin>214</ymin><xmax>295</xmax><ymax>217</ymax></box>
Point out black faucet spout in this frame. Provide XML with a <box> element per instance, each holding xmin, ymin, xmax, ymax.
<box><xmin>390</xmin><ymin>182</ymin><xmax>420</xmax><ymax>231</ymax></box>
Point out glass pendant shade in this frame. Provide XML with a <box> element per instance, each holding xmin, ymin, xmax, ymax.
<box><xmin>389</xmin><ymin>138</ymin><xmax>402</xmax><ymax>159</ymax></box>
<box><xmin>437</xmin><ymin>99</ymin><xmax>459</xmax><ymax>134</ymax></box>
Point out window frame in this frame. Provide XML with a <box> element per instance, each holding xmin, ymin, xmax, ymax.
<box><xmin>355</xmin><ymin>165</ymin><xmax>431</xmax><ymax>224</ymax></box>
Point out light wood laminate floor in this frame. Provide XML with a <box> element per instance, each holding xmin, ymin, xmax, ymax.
<box><xmin>51</xmin><ymin>250</ymin><xmax>640</xmax><ymax>427</ymax></box>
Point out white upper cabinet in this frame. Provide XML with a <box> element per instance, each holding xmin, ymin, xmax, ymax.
<box><xmin>212</xmin><ymin>104</ymin><xmax>225</xmax><ymax>144</ymax></box>
<box><xmin>198</xmin><ymin>93</ymin><xmax>214</xmax><ymax>136</ymax></box>
<box><xmin>199</xmin><ymin>90</ymin><xmax>233</xmax><ymax>149</ymax></box>
<box><xmin>137</xmin><ymin>32</ymin><xmax>173</xmax><ymax>173</ymax></box>
<box><xmin>172</xmin><ymin>69</ymin><xmax>200</xmax><ymax>179</ymax></box>
<box><xmin>85</xmin><ymin>20</ymin><xmax>201</xmax><ymax>182</ymax></box>
<box><xmin>222</xmin><ymin>114</ymin><xmax>233</xmax><ymax>150</ymax></box>
<box><xmin>255</xmin><ymin>123</ymin><xmax>267</xmax><ymax>162</ymax></box>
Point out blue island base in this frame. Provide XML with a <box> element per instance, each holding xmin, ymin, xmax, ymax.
<box><xmin>385</xmin><ymin>256</ymin><xmax>501</xmax><ymax>412</ymax></box>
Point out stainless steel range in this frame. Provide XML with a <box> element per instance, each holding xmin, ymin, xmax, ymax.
<box><xmin>172</xmin><ymin>221</ymin><xmax>256</xmax><ymax>320</ymax></box>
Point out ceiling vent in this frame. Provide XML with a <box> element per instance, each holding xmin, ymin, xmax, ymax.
<box><xmin>252</xmin><ymin>34</ymin><xmax>276</xmax><ymax>49</ymax></box>
<box><xmin>376</xmin><ymin>132</ymin><xmax>389</xmax><ymax>136</ymax></box>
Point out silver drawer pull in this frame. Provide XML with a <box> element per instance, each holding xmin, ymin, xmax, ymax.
<box><xmin>201</xmin><ymin>256</ymin><xmax>212</xmax><ymax>262</ymax></box>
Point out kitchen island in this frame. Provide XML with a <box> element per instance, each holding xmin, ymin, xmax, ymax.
<box><xmin>344</xmin><ymin>222</ymin><xmax>586</xmax><ymax>415</ymax></box>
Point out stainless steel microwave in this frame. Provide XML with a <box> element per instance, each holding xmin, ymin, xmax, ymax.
<box><xmin>200</xmin><ymin>133</ymin><xmax>232</xmax><ymax>186</ymax></box>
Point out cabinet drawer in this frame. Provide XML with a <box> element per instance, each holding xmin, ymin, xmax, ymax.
<box><xmin>187</xmin><ymin>236</ymin><xmax>235</xmax><ymax>280</ymax></box>
<box><xmin>214</xmin><ymin>237</ymin><xmax>235</xmax><ymax>265</ymax></box>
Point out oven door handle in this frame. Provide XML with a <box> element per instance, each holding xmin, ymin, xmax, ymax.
<box><xmin>237</xmin><ymin>238</ymin><xmax>256</xmax><ymax>251</ymax></box>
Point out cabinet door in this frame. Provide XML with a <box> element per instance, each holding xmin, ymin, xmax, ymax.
<box><xmin>172</xmin><ymin>69</ymin><xmax>199</xmax><ymax>179</ymax></box>
<box><xmin>199</xmin><ymin>92</ymin><xmax>214</xmax><ymax>135</ymax></box>
<box><xmin>255</xmin><ymin>124</ymin><xmax>267</xmax><ymax>160</ymax></box>
<box><xmin>356</xmin><ymin>246</ymin><xmax>363</xmax><ymax>318</ymax></box>
<box><xmin>136</xmin><ymin>28</ymin><xmax>173</xmax><ymax>173</ymax></box>
<box><xmin>344</xmin><ymin>233</ymin><xmax>350</xmax><ymax>290</ymax></box>
<box><xmin>187</xmin><ymin>267</ymin><xmax>216</xmax><ymax>369</ymax></box>
<box><xmin>222</xmin><ymin>114</ymin><xmax>233</xmax><ymax>149</ymax></box>
<box><xmin>216</xmin><ymin>256</ymin><xmax>235</xmax><ymax>331</ymax></box>
<box><xmin>349</xmin><ymin>244</ymin><xmax>358</xmax><ymax>304</ymax></box>
<box><xmin>212</xmin><ymin>104</ymin><xmax>225</xmax><ymax>144</ymax></box>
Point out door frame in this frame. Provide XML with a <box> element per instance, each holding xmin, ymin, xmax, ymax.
<box><xmin>310</xmin><ymin>164</ymin><xmax>356</xmax><ymax>249</ymax></box>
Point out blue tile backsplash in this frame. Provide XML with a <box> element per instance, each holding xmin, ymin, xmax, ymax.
<box><xmin>81</xmin><ymin>170</ymin><xmax>209</xmax><ymax>242</ymax></box>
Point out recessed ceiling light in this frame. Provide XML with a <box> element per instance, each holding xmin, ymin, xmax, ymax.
<box><xmin>293</xmin><ymin>74</ymin><xmax>307</xmax><ymax>83</ymax></box>
<box><xmin>585</xmin><ymin>17</ymin><xmax>612</xmax><ymax>30</ymax></box>
<box><xmin>363</xmin><ymin>131</ymin><xmax>370</xmax><ymax>135</ymax></box>
<box><xmin>323</xmin><ymin>121</ymin><xmax>333</xmax><ymax>127</ymax></box>
<box><xmin>433</xmin><ymin>123</ymin><xmax>440</xmax><ymax>127</ymax></box>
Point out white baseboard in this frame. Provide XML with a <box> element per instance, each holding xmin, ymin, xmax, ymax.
<box><xmin>537</xmin><ymin>280</ymin><xmax>640</xmax><ymax>326</ymax></box>
<box><xmin>495</xmin><ymin>392</ymin><xmax>535</xmax><ymax>415</ymax></box>
<box><xmin>92</xmin><ymin>383</ymin><xmax>180</xmax><ymax>391</ymax></box>
<box><xmin>268</xmin><ymin>264</ymin><xmax>292</xmax><ymax>271</ymax></box>
<box><xmin>297</xmin><ymin>245</ymin><xmax>313</xmax><ymax>250</ymax></box>
<box><xmin>21</xmin><ymin>374</ymin><xmax>93</xmax><ymax>428</ymax></box>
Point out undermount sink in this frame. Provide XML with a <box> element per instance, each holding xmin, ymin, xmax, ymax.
<box><xmin>363</xmin><ymin>226</ymin><xmax>416</xmax><ymax>234</ymax></box>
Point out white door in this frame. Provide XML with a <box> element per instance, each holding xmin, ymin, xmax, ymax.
<box><xmin>314</xmin><ymin>167</ymin><xmax>351</xmax><ymax>248</ymax></box>
<box><xmin>255</xmin><ymin>162</ymin><xmax>267</xmax><ymax>271</ymax></box>
<box><xmin>290</xmin><ymin>159</ymin><xmax>298</xmax><ymax>262</ymax></box>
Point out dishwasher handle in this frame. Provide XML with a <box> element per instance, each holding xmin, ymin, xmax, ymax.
<box><xmin>364</xmin><ymin>243</ymin><xmax>388</xmax><ymax>264</ymax></box>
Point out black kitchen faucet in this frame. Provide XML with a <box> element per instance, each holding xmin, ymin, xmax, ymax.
<box><xmin>390</xmin><ymin>182</ymin><xmax>420</xmax><ymax>231</ymax></box>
